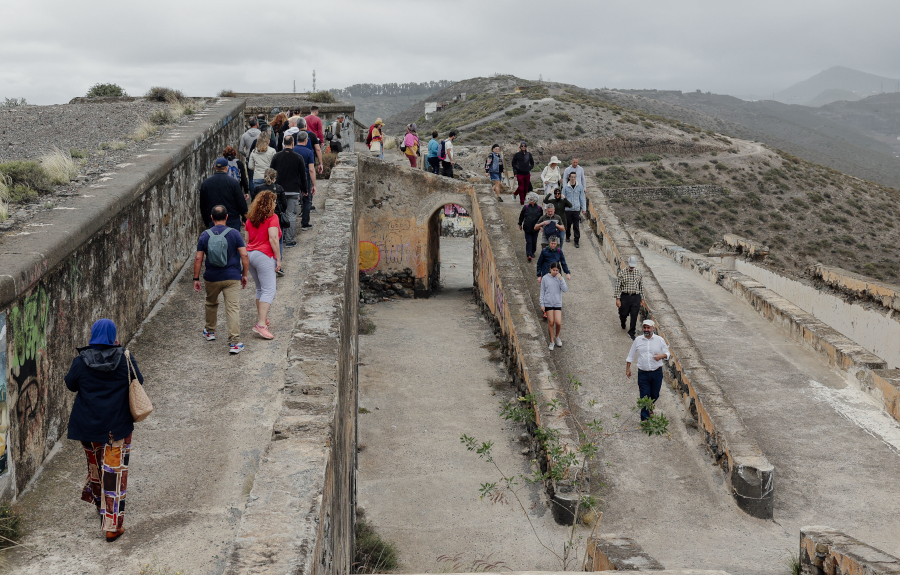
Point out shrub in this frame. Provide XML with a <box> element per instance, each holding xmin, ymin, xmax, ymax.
<box><xmin>85</xmin><ymin>83</ymin><xmax>128</xmax><ymax>98</ymax></box>
<box><xmin>1</xmin><ymin>97</ymin><xmax>27</xmax><ymax>108</ymax></box>
<box><xmin>0</xmin><ymin>173</ymin><xmax>9</xmax><ymax>220</ymax></box>
<box><xmin>0</xmin><ymin>160</ymin><xmax>53</xmax><ymax>193</ymax></box>
<box><xmin>217</xmin><ymin>89</ymin><xmax>236</xmax><ymax>97</ymax></box>
<box><xmin>0</xmin><ymin>503</ymin><xmax>23</xmax><ymax>548</ymax></box>
<box><xmin>319</xmin><ymin>152</ymin><xmax>338</xmax><ymax>179</ymax></box>
<box><xmin>149</xmin><ymin>108</ymin><xmax>175</xmax><ymax>125</ymax></box>
<box><xmin>308</xmin><ymin>91</ymin><xmax>336</xmax><ymax>103</ymax></box>
<box><xmin>41</xmin><ymin>147</ymin><xmax>79</xmax><ymax>184</ymax></box>
<box><xmin>145</xmin><ymin>86</ymin><xmax>184</xmax><ymax>102</ymax></box>
<box><xmin>640</xmin><ymin>153</ymin><xmax>661</xmax><ymax>162</ymax></box>
<box><xmin>132</xmin><ymin>120</ymin><xmax>157</xmax><ymax>141</ymax></box>
<box><xmin>504</xmin><ymin>107</ymin><xmax>526</xmax><ymax>117</ymax></box>
<box><xmin>554</xmin><ymin>132</ymin><xmax>566</xmax><ymax>140</ymax></box>
<box><xmin>100</xmin><ymin>141</ymin><xmax>127</xmax><ymax>151</ymax></box>
<box><xmin>354</xmin><ymin>517</ymin><xmax>399</xmax><ymax>573</ymax></box>
<box><xmin>70</xmin><ymin>148</ymin><xmax>89</xmax><ymax>159</ymax></box>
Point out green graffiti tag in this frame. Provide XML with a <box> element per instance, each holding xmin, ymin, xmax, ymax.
<box><xmin>9</xmin><ymin>287</ymin><xmax>50</xmax><ymax>370</ymax></box>
<box><xmin>68</xmin><ymin>256</ymin><xmax>83</xmax><ymax>299</ymax></box>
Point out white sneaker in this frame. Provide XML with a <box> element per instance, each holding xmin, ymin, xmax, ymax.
<box><xmin>548</xmin><ymin>342</ymin><xmax>555</xmax><ymax>351</ymax></box>
<box><xmin>555</xmin><ymin>337</ymin><xmax>562</xmax><ymax>347</ymax></box>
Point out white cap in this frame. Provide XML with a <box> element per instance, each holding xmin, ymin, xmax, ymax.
<box><xmin>628</xmin><ymin>256</ymin><xmax>638</xmax><ymax>267</ymax></box>
<box><xmin>642</xmin><ymin>319</ymin><xmax>655</xmax><ymax>327</ymax></box>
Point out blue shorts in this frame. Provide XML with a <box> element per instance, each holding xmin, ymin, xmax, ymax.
<box><xmin>489</xmin><ymin>172</ymin><xmax>501</xmax><ymax>181</ymax></box>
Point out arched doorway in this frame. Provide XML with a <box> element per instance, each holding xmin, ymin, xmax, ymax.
<box><xmin>427</xmin><ymin>203</ymin><xmax>475</xmax><ymax>294</ymax></box>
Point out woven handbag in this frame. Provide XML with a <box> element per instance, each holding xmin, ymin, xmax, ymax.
<box><xmin>125</xmin><ymin>350</ymin><xmax>153</xmax><ymax>422</ymax></box>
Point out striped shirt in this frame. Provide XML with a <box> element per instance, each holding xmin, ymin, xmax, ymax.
<box><xmin>615</xmin><ymin>267</ymin><xmax>643</xmax><ymax>298</ymax></box>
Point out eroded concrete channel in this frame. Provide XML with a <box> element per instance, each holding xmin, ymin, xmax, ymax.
<box><xmin>357</xmin><ymin>236</ymin><xmax>576</xmax><ymax>572</ymax></box>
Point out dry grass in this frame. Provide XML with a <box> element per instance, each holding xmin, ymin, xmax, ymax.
<box><xmin>431</xmin><ymin>553</ymin><xmax>509</xmax><ymax>573</ymax></box>
<box><xmin>100</xmin><ymin>141</ymin><xmax>127</xmax><ymax>151</ymax></box>
<box><xmin>354</xmin><ymin>517</ymin><xmax>400</xmax><ymax>573</ymax></box>
<box><xmin>40</xmin><ymin>147</ymin><xmax>79</xmax><ymax>185</ymax></box>
<box><xmin>383</xmin><ymin>136</ymin><xmax>398</xmax><ymax>150</ymax></box>
<box><xmin>0</xmin><ymin>173</ymin><xmax>10</xmax><ymax>221</ymax></box>
<box><xmin>0</xmin><ymin>503</ymin><xmax>23</xmax><ymax>549</ymax></box>
<box><xmin>132</xmin><ymin>120</ymin><xmax>158</xmax><ymax>141</ymax></box>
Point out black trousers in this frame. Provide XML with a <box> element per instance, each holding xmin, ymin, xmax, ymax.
<box><xmin>441</xmin><ymin>160</ymin><xmax>454</xmax><ymax>178</ymax></box>
<box><xmin>565</xmin><ymin>211</ymin><xmax>581</xmax><ymax>244</ymax></box>
<box><xmin>638</xmin><ymin>368</ymin><xmax>663</xmax><ymax>421</ymax></box>
<box><xmin>619</xmin><ymin>293</ymin><xmax>641</xmax><ymax>338</ymax></box>
<box><xmin>428</xmin><ymin>157</ymin><xmax>441</xmax><ymax>174</ymax></box>
<box><xmin>300</xmin><ymin>193</ymin><xmax>312</xmax><ymax>227</ymax></box>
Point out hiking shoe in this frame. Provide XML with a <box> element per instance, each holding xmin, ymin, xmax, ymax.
<box><xmin>575</xmin><ymin>242</ymin><xmax>580</xmax><ymax>248</ymax></box>
<box><xmin>548</xmin><ymin>342</ymin><xmax>555</xmax><ymax>351</ymax></box>
<box><xmin>276</xmin><ymin>268</ymin><xmax>285</xmax><ymax>277</ymax></box>
<box><xmin>229</xmin><ymin>342</ymin><xmax>244</xmax><ymax>354</ymax></box>
<box><xmin>310</xmin><ymin>205</ymin><xmax>317</xmax><ymax>211</ymax></box>
<box><xmin>555</xmin><ymin>336</ymin><xmax>562</xmax><ymax>347</ymax></box>
<box><xmin>202</xmin><ymin>329</ymin><xmax>216</xmax><ymax>341</ymax></box>
<box><xmin>527</xmin><ymin>256</ymin><xmax>532</xmax><ymax>262</ymax></box>
<box><xmin>285</xmin><ymin>241</ymin><xmax>298</xmax><ymax>248</ymax></box>
<box><xmin>542</xmin><ymin>311</ymin><xmax>547</xmax><ymax>320</ymax></box>
<box><xmin>497</xmin><ymin>196</ymin><xmax>504</xmax><ymax>202</ymax></box>
<box><xmin>252</xmin><ymin>324</ymin><xmax>275</xmax><ymax>340</ymax></box>
<box><xmin>301</xmin><ymin>224</ymin><xmax>314</xmax><ymax>230</ymax></box>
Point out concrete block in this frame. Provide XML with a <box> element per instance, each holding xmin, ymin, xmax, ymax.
<box><xmin>584</xmin><ymin>534</ymin><xmax>665</xmax><ymax>571</ymax></box>
<box><xmin>800</xmin><ymin>526</ymin><xmax>900</xmax><ymax>575</ymax></box>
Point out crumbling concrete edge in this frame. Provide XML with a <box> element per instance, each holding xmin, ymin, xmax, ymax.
<box><xmin>224</xmin><ymin>153</ymin><xmax>359</xmax><ymax>575</ymax></box>
<box><xmin>584</xmin><ymin>190</ymin><xmax>775</xmax><ymax>520</ymax></box>
<box><xmin>469</xmin><ymin>183</ymin><xmax>584</xmax><ymax>525</ymax></box>
<box><xmin>584</xmin><ymin>534</ymin><xmax>666</xmax><ymax>571</ymax></box>
<box><xmin>814</xmin><ymin>264</ymin><xmax>900</xmax><ymax>313</ymax></box>
<box><xmin>633</xmin><ymin>229</ymin><xmax>900</xmax><ymax>425</ymax></box>
<box><xmin>800</xmin><ymin>526</ymin><xmax>900</xmax><ymax>575</ymax></box>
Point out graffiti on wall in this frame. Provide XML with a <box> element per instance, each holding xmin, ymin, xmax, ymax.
<box><xmin>0</xmin><ymin>313</ymin><xmax>7</xmax><ymax>475</ymax></box>
<box><xmin>359</xmin><ymin>241</ymin><xmax>381</xmax><ymax>272</ymax></box>
<box><xmin>361</xmin><ymin>218</ymin><xmax>426</xmax><ymax>272</ymax></box>
<box><xmin>9</xmin><ymin>287</ymin><xmax>51</xmax><ymax>459</ymax></box>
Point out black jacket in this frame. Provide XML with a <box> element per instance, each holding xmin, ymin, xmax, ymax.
<box><xmin>199</xmin><ymin>172</ymin><xmax>248</xmax><ymax>228</ymax></box>
<box><xmin>270</xmin><ymin>149</ymin><xmax>308</xmax><ymax>195</ymax></box>
<box><xmin>251</xmin><ymin>183</ymin><xmax>288</xmax><ymax>220</ymax></box>
<box><xmin>65</xmin><ymin>346</ymin><xmax>144</xmax><ymax>443</ymax></box>
<box><xmin>544</xmin><ymin>193</ymin><xmax>573</xmax><ymax>226</ymax></box>
<box><xmin>512</xmin><ymin>150</ymin><xmax>534</xmax><ymax>175</ymax></box>
<box><xmin>518</xmin><ymin>203</ymin><xmax>544</xmax><ymax>231</ymax></box>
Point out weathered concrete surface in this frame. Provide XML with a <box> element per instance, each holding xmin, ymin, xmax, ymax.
<box><xmin>357</xmin><ymin>238</ymin><xmax>578</xmax><ymax>572</ymax></box>
<box><xmin>0</xmin><ymin>98</ymin><xmax>244</xmax><ymax>500</ymax></box>
<box><xmin>224</xmin><ymin>155</ymin><xmax>359</xmax><ymax>575</ymax></box>
<box><xmin>584</xmin><ymin>534</ymin><xmax>665</xmax><ymax>571</ymax></box>
<box><xmin>800</xmin><ymin>526</ymin><xmax>900</xmax><ymax>575</ymax></box>
<box><xmin>635</xmin><ymin>243</ymin><xmax>900</xmax><ymax>559</ymax></box>
<box><xmin>584</xmin><ymin>191</ymin><xmax>774</xmax><ymax>519</ymax></box>
<box><xmin>5</xmin><ymin>189</ymin><xmax>325</xmax><ymax>573</ymax></box>
<box><xmin>814</xmin><ymin>264</ymin><xmax>900</xmax><ymax>313</ymax></box>
<box><xmin>722</xmin><ymin>234</ymin><xmax>769</xmax><ymax>257</ymax></box>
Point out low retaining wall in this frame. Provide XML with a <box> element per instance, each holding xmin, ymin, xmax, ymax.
<box><xmin>584</xmin><ymin>534</ymin><xmax>665</xmax><ymax>571</ymax></box>
<box><xmin>800</xmin><ymin>526</ymin><xmax>900</xmax><ymax>575</ymax></box>
<box><xmin>469</xmin><ymin>182</ymin><xmax>583</xmax><ymax>524</ymax></box>
<box><xmin>604</xmin><ymin>185</ymin><xmax>728</xmax><ymax>201</ymax></box>
<box><xmin>0</xmin><ymin>98</ymin><xmax>244</xmax><ymax>499</ymax></box>
<box><xmin>632</xmin><ymin>230</ymin><xmax>900</xmax><ymax>424</ymax></box>
<box><xmin>585</xmin><ymin>190</ymin><xmax>774</xmax><ymax>519</ymax></box>
<box><xmin>814</xmin><ymin>264</ymin><xmax>900</xmax><ymax>313</ymax></box>
<box><xmin>225</xmin><ymin>153</ymin><xmax>359</xmax><ymax>574</ymax></box>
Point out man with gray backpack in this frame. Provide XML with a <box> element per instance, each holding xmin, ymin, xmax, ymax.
<box><xmin>193</xmin><ymin>205</ymin><xmax>250</xmax><ymax>354</ymax></box>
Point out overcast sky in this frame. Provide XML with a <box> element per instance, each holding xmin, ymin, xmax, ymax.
<box><xmin>2</xmin><ymin>0</ymin><xmax>899</xmax><ymax>105</ymax></box>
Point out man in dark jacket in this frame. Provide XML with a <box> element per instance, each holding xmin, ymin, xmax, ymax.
<box><xmin>517</xmin><ymin>192</ymin><xmax>543</xmax><ymax>261</ymax></box>
<box><xmin>270</xmin><ymin>135</ymin><xmax>308</xmax><ymax>246</ymax></box>
<box><xmin>543</xmin><ymin>187</ymin><xmax>573</xmax><ymax>244</ymax></box>
<box><xmin>536</xmin><ymin>236</ymin><xmax>571</xmax><ymax>279</ymax></box>
<box><xmin>511</xmin><ymin>141</ymin><xmax>535</xmax><ymax>204</ymax></box>
<box><xmin>199</xmin><ymin>158</ymin><xmax>249</xmax><ymax>230</ymax></box>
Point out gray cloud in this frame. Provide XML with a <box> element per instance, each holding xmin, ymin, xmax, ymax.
<box><xmin>2</xmin><ymin>0</ymin><xmax>898</xmax><ymax>104</ymax></box>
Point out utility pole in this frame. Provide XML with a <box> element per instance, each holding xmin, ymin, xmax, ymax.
<box><xmin>313</xmin><ymin>70</ymin><xmax>316</xmax><ymax>93</ymax></box>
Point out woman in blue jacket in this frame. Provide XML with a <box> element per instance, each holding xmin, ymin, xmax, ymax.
<box><xmin>65</xmin><ymin>318</ymin><xmax>144</xmax><ymax>542</ymax></box>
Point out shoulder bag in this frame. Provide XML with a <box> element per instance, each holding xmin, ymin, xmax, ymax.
<box><xmin>125</xmin><ymin>349</ymin><xmax>153</xmax><ymax>422</ymax></box>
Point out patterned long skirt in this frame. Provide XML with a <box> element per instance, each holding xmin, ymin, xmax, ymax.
<box><xmin>80</xmin><ymin>433</ymin><xmax>132</xmax><ymax>532</ymax></box>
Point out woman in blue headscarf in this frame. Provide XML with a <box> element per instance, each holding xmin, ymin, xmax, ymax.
<box><xmin>65</xmin><ymin>318</ymin><xmax>144</xmax><ymax>542</ymax></box>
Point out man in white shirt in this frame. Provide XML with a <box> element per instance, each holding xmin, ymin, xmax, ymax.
<box><xmin>625</xmin><ymin>319</ymin><xmax>670</xmax><ymax>421</ymax></box>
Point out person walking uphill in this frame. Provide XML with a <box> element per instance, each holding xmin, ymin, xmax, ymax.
<box><xmin>65</xmin><ymin>319</ymin><xmax>144</xmax><ymax>542</ymax></box>
<box><xmin>270</xmin><ymin>134</ymin><xmax>308</xmax><ymax>247</ymax></box>
<box><xmin>427</xmin><ymin>131</ymin><xmax>441</xmax><ymax>174</ymax></box>
<box><xmin>403</xmin><ymin>123</ymin><xmax>420</xmax><ymax>168</ymax></box>
<box><xmin>199</xmin><ymin>157</ymin><xmax>248</xmax><ymax>230</ymax></box>
<box><xmin>562</xmin><ymin>171</ymin><xmax>586</xmax><ymax>248</ymax></box>
<box><xmin>511</xmin><ymin>141</ymin><xmax>534</xmax><ymax>205</ymax></box>
<box><xmin>517</xmin><ymin>192</ymin><xmax>543</xmax><ymax>261</ymax></box>
<box><xmin>626</xmin><ymin>319</ymin><xmax>670</xmax><ymax>421</ymax></box>
<box><xmin>616</xmin><ymin>255</ymin><xmax>644</xmax><ymax>340</ymax></box>
<box><xmin>484</xmin><ymin>144</ymin><xmax>505</xmax><ymax>201</ymax></box>
<box><xmin>245</xmin><ymin>190</ymin><xmax>282</xmax><ymax>340</ymax></box>
<box><xmin>540</xmin><ymin>261</ymin><xmax>568</xmax><ymax>351</ymax></box>
<box><xmin>194</xmin><ymin>205</ymin><xmax>250</xmax><ymax>354</ymax></box>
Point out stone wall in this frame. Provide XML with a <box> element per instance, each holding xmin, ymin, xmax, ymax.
<box><xmin>225</xmin><ymin>154</ymin><xmax>359</xmax><ymax>574</ymax></box>
<box><xmin>604</xmin><ymin>185</ymin><xmax>729</xmax><ymax>201</ymax></box>
<box><xmin>584</xmin><ymin>191</ymin><xmax>775</xmax><ymax>519</ymax></box>
<box><xmin>800</xmin><ymin>526</ymin><xmax>900</xmax><ymax>575</ymax></box>
<box><xmin>357</xmin><ymin>156</ymin><xmax>471</xmax><ymax>297</ymax></box>
<box><xmin>813</xmin><ymin>264</ymin><xmax>900</xmax><ymax>313</ymax></box>
<box><xmin>0</xmin><ymin>99</ymin><xmax>244</xmax><ymax>499</ymax></box>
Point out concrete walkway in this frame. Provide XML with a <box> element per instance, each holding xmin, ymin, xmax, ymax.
<box><xmin>5</xmin><ymin>193</ymin><xmax>327</xmax><ymax>574</ymax></box>
<box><xmin>357</xmin><ymin>237</ymin><xmax>577</xmax><ymax>573</ymax></box>
<box><xmin>494</xmin><ymin>199</ymin><xmax>792</xmax><ymax>575</ymax></box>
<box><xmin>637</xmin><ymin>246</ymin><xmax>900</xmax><ymax>558</ymax></box>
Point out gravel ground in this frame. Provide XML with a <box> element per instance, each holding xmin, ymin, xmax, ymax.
<box><xmin>0</xmin><ymin>98</ymin><xmax>215</xmax><ymax>235</ymax></box>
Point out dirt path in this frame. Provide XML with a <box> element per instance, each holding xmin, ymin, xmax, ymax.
<box><xmin>356</xmin><ymin>237</ymin><xmax>578</xmax><ymax>573</ymax></box>
<box><xmin>5</xmin><ymin>191</ymin><xmax>328</xmax><ymax>574</ymax></box>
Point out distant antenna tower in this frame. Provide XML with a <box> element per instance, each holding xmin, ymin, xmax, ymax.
<box><xmin>539</xmin><ymin>74</ymin><xmax>543</xmax><ymax>84</ymax></box>
<box><xmin>293</xmin><ymin>80</ymin><xmax>296</xmax><ymax>94</ymax></box>
<box><xmin>313</xmin><ymin>70</ymin><xmax>316</xmax><ymax>93</ymax></box>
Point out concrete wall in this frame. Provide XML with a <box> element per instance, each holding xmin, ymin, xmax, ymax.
<box><xmin>0</xmin><ymin>99</ymin><xmax>244</xmax><ymax>500</ymax></box>
<box><xmin>357</xmin><ymin>156</ymin><xmax>471</xmax><ymax>297</ymax></box>
<box><xmin>814</xmin><ymin>264</ymin><xmax>900</xmax><ymax>313</ymax></box>
<box><xmin>225</xmin><ymin>154</ymin><xmax>359</xmax><ymax>575</ymax></box>
<box><xmin>584</xmin><ymin>191</ymin><xmax>775</xmax><ymax>519</ymax></box>
<box><xmin>800</xmin><ymin>526</ymin><xmax>900</xmax><ymax>575</ymax></box>
<box><xmin>734</xmin><ymin>261</ymin><xmax>900</xmax><ymax>369</ymax></box>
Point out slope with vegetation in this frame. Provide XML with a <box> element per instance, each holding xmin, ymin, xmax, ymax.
<box><xmin>328</xmin><ymin>81</ymin><xmax>453</xmax><ymax>126</ymax></box>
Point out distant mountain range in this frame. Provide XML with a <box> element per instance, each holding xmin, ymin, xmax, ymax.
<box><xmin>776</xmin><ymin>66</ymin><xmax>899</xmax><ymax>107</ymax></box>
